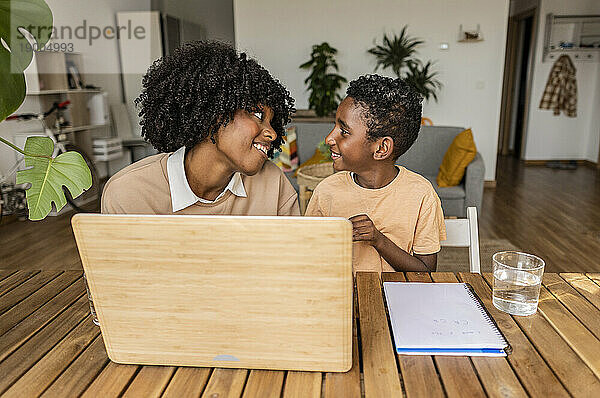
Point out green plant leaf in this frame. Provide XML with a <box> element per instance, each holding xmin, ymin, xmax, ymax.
<box><xmin>16</xmin><ymin>136</ymin><xmax>92</xmax><ymax>220</ymax></box>
<box><xmin>300</xmin><ymin>42</ymin><xmax>346</xmax><ymax>116</ymax></box>
<box><xmin>0</xmin><ymin>0</ymin><xmax>53</xmax><ymax>121</ymax></box>
<box><xmin>405</xmin><ymin>60</ymin><xmax>442</xmax><ymax>102</ymax></box>
<box><xmin>0</xmin><ymin>45</ymin><xmax>25</xmax><ymax>120</ymax></box>
<box><xmin>367</xmin><ymin>26</ymin><xmax>424</xmax><ymax>78</ymax></box>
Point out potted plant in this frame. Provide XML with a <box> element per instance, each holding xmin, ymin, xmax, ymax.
<box><xmin>404</xmin><ymin>60</ymin><xmax>442</xmax><ymax>102</ymax></box>
<box><xmin>299</xmin><ymin>42</ymin><xmax>347</xmax><ymax>117</ymax></box>
<box><xmin>368</xmin><ymin>26</ymin><xmax>442</xmax><ymax>102</ymax></box>
<box><xmin>0</xmin><ymin>0</ymin><xmax>92</xmax><ymax>220</ymax></box>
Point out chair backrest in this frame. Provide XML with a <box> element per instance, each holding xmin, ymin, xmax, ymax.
<box><xmin>442</xmin><ymin>207</ymin><xmax>481</xmax><ymax>273</ymax></box>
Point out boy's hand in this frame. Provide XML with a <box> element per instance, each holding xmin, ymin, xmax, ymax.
<box><xmin>349</xmin><ymin>214</ymin><xmax>383</xmax><ymax>248</ymax></box>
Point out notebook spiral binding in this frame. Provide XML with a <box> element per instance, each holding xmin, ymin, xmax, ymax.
<box><xmin>464</xmin><ymin>283</ymin><xmax>513</xmax><ymax>355</ymax></box>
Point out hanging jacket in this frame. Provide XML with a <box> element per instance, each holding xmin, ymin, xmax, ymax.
<box><xmin>539</xmin><ymin>55</ymin><xmax>577</xmax><ymax>117</ymax></box>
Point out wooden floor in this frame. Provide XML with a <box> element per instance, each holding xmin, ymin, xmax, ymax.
<box><xmin>1</xmin><ymin>156</ymin><xmax>599</xmax><ymax>273</ymax></box>
<box><xmin>480</xmin><ymin>156</ymin><xmax>600</xmax><ymax>272</ymax></box>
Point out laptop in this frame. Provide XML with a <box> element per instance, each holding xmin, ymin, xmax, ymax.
<box><xmin>71</xmin><ymin>214</ymin><xmax>353</xmax><ymax>372</ymax></box>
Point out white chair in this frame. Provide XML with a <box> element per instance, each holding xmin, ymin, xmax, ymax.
<box><xmin>442</xmin><ymin>207</ymin><xmax>481</xmax><ymax>273</ymax></box>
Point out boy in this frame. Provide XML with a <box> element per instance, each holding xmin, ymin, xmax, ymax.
<box><xmin>101</xmin><ymin>41</ymin><xmax>299</xmax><ymax>216</ymax></box>
<box><xmin>305</xmin><ymin>75</ymin><xmax>446</xmax><ymax>273</ymax></box>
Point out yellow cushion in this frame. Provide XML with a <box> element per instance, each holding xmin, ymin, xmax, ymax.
<box><xmin>437</xmin><ymin>128</ymin><xmax>477</xmax><ymax>188</ymax></box>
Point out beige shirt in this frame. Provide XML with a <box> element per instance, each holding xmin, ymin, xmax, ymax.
<box><xmin>305</xmin><ymin>167</ymin><xmax>446</xmax><ymax>273</ymax></box>
<box><xmin>101</xmin><ymin>153</ymin><xmax>300</xmax><ymax>216</ymax></box>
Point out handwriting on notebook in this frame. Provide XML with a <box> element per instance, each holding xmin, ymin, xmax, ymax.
<box><xmin>431</xmin><ymin>318</ymin><xmax>482</xmax><ymax>336</ymax></box>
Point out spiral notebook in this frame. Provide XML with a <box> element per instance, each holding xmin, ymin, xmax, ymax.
<box><xmin>383</xmin><ymin>282</ymin><xmax>511</xmax><ymax>356</ymax></box>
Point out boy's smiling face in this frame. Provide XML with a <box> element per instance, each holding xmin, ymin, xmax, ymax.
<box><xmin>326</xmin><ymin>97</ymin><xmax>378</xmax><ymax>173</ymax></box>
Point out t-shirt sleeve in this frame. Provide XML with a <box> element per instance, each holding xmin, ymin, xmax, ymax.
<box><xmin>304</xmin><ymin>185</ymin><xmax>326</xmax><ymax>216</ymax></box>
<box><xmin>412</xmin><ymin>189</ymin><xmax>446</xmax><ymax>255</ymax></box>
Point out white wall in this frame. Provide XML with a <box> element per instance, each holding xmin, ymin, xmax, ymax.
<box><xmin>234</xmin><ymin>0</ymin><xmax>509</xmax><ymax>181</ymax></box>
<box><xmin>524</xmin><ymin>0</ymin><xmax>600</xmax><ymax>162</ymax></box>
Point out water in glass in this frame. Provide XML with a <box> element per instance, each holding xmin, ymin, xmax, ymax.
<box><xmin>493</xmin><ymin>268</ymin><xmax>541</xmax><ymax>316</ymax></box>
<box><xmin>492</xmin><ymin>251</ymin><xmax>544</xmax><ymax>316</ymax></box>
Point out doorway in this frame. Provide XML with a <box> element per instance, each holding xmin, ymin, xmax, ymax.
<box><xmin>498</xmin><ymin>9</ymin><xmax>537</xmax><ymax>160</ymax></box>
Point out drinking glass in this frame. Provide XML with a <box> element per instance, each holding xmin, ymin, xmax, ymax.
<box><xmin>492</xmin><ymin>251</ymin><xmax>545</xmax><ymax>316</ymax></box>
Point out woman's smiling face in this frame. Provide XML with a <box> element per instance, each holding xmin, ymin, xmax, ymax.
<box><xmin>326</xmin><ymin>97</ymin><xmax>376</xmax><ymax>173</ymax></box>
<box><xmin>215</xmin><ymin>106</ymin><xmax>277</xmax><ymax>176</ymax></box>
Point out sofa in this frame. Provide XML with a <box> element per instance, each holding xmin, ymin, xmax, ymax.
<box><xmin>285</xmin><ymin>122</ymin><xmax>484</xmax><ymax>218</ymax></box>
<box><xmin>396</xmin><ymin>126</ymin><xmax>484</xmax><ymax>218</ymax></box>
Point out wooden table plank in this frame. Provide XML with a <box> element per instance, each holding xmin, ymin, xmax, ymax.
<box><xmin>356</xmin><ymin>272</ymin><xmax>402</xmax><ymax>397</ymax></box>
<box><xmin>81</xmin><ymin>361</ymin><xmax>139</xmax><ymax>398</ymax></box>
<box><xmin>458</xmin><ymin>273</ymin><xmax>532</xmax><ymax>398</ymax></box>
<box><xmin>323</xmin><ymin>293</ymin><xmax>360</xmax><ymax>398</ymax></box>
<box><xmin>40</xmin><ymin>334</ymin><xmax>109</xmax><ymax>397</ymax></box>
<box><xmin>162</xmin><ymin>368</ymin><xmax>212</xmax><ymax>397</ymax></box>
<box><xmin>395</xmin><ymin>272</ymin><xmax>445</xmax><ymax>398</ymax></box>
<box><xmin>0</xmin><ymin>296</ymin><xmax>89</xmax><ymax>393</ymax></box>
<box><xmin>543</xmin><ymin>273</ymin><xmax>600</xmax><ymax>339</ymax></box>
<box><xmin>587</xmin><ymin>273</ymin><xmax>600</xmax><ymax>286</ymax></box>
<box><xmin>0</xmin><ymin>270</ymin><xmax>38</xmax><ymax>298</ymax></box>
<box><xmin>201</xmin><ymin>368</ymin><xmax>248</xmax><ymax>398</ymax></box>
<box><xmin>0</xmin><ymin>270</ymin><xmax>61</xmax><ymax>315</ymax></box>
<box><xmin>0</xmin><ymin>269</ymin><xmax>16</xmax><ymax>282</ymax></box>
<box><xmin>430</xmin><ymin>272</ymin><xmax>487</xmax><ymax>398</ymax></box>
<box><xmin>121</xmin><ymin>366</ymin><xmax>176</xmax><ymax>397</ymax></box>
<box><xmin>561</xmin><ymin>273</ymin><xmax>600</xmax><ymax>311</ymax></box>
<box><xmin>535</xmin><ymin>282</ymin><xmax>600</xmax><ymax>379</ymax></box>
<box><xmin>283</xmin><ymin>371</ymin><xmax>321</xmax><ymax>398</ymax></box>
<box><xmin>242</xmin><ymin>370</ymin><xmax>284</xmax><ymax>398</ymax></box>
<box><xmin>0</xmin><ymin>271</ymin><xmax>81</xmax><ymax>336</ymax></box>
<box><xmin>481</xmin><ymin>273</ymin><xmax>600</xmax><ymax>397</ymax></box>
<box><xmin>2</xmin><ymin>314</ymin><xmax>100</xmax><ymax>397</ymax></box>
<box><xmin>0</xmin><ymin>278</ymin><xmax>85</xmax><ymax>362</ymax></box>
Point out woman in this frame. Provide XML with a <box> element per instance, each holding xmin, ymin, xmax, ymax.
<box><xmin>101</xmin><ymin>41</ymin><xmax>299</xmax><ymax>215</ymax></box>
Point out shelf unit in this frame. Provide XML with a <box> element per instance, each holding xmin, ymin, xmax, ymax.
<box><xmin>544</xmin><ymin>14</ymin><xmax>600</xmax><ymax>62</ymax></box>
<box><xmin>61</xmin><ymin>124</ymin><xmax>108</xmax><ymax>133</ymax></box>
<box><xmin>19</xmin><ymin>51</ymin><xmax>114</xmax><ymax>171</ymax></box>
<box><xmin>28</xmin><ymin>89</ymin><xmax>103</xmax><ymax>95</ymax></box>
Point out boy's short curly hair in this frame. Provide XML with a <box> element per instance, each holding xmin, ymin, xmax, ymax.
<box><xmin>135</xmin><ymin>41</ymin><xmax>295</xmax><ymax>157</ymax></box>
<box><xmin>346</xmin><ymin>74</ymin><xmax>422</xmax><ymax>160</ymax></box>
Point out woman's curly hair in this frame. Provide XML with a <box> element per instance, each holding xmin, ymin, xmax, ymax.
<box><xmin>135</xmin><ymin>41</ymin><xmax>295</xmax><ymax>157</ymax></box>
<box><xmin>346</xmin><ymin>74</ymin><xmax>422</xmax><ymax>160</ymax></box>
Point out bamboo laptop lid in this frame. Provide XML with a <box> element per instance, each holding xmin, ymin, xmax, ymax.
<box><xmin>72</xmin><ymin>214</ymin><xmax>353</xmax><ymax>372</ymax></box>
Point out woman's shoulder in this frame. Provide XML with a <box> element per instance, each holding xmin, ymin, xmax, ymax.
<box><xmin>109</xmin><ymin>153</ymin><xmax>167</xmax><ymax>181</ymax></box>
<box><xmin>104</xmin><ymin>153</ymin><xmax>169</xmax><ymax>194</ymax></box>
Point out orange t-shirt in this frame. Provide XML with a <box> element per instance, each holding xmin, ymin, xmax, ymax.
<box><xmin>305</xmin><ymin>167</ymin><xmax>446</xmax><ymax>273</ymax></box>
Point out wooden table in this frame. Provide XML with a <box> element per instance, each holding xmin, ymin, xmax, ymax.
<box><xmin>1</xmin><ymin>270</ymin><xmax>600</xmax><ymax>397</ymax></box>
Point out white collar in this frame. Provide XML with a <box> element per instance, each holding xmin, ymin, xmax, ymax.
<box><xmin>167</xmin><ymin>146</ymin><xmax>247</xmax><ymax>212</ymax></box>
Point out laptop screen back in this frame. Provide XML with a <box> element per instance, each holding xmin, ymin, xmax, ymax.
<box><xmin>72</xmin><ymin>214</ymin><xmax>353</xmax><ymax>372</ymax></box>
